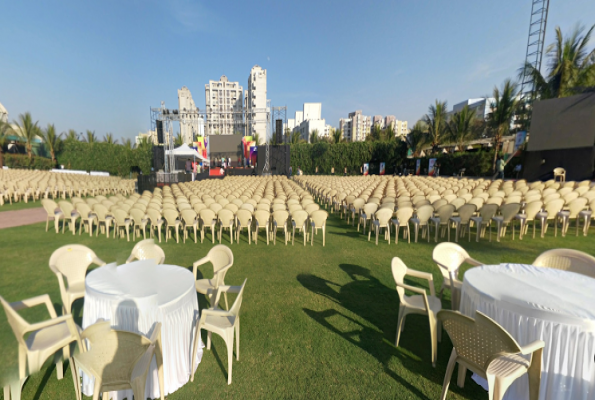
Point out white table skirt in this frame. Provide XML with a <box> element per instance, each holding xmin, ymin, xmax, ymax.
<box><xmin>460</xmin><ymin>263</ymin><xmax>595</xmax><ymax>400</ymax></box>
<box><xmin>82</xmin><ymin>260</ymin><xmax>204</xmax><ymax>399</ymax></box>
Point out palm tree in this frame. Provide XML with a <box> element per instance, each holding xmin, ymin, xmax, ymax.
<box><xmin>83</xmin><ymin>130</ymin><xmax>97</xmax><ymax>143</ymax></box>
<box><xmin>174</xmin><ymin>132</ymin><xmax>184</xmax><ymax>146</ymax></box>
<box><xmin>520</xmin><ymin>24</ymin><xmax>595</xmax><ymax>99</ymax></box>
<box><xmin>41</xmin><ymin>124</ymin><xmax>62</xmax><ymax>165</ymax></box>
<box><xmin>103</xmin><ymin>133</ymin><xmax>117</xmax><ymax>144</ymax></box>
<box><xmin>331</xmin><ymin>127</ymin><xmax>343</xmax><ymax>144</ymax></box>
<box><xmin>65</xmin><ymin>129</ymin><xmax>79</xmax><ymax>142</ymax></box>
<box><xmin>12</xmin><ymin>112</ymin><xmax>40</xmax><ymax>161</ymax></box>
<box><xmin>446</xmin><ymin>105</ymin><xmax>477</xmax><ymax>152</ymax></box>
<box><xmin>252</xmin><ymin>133</ymin><xmax>262</xmax><ymax>145</ymax></box>
<box><xmin>487</xmin><ymin>79</ymin><xmax>520</xmax><ymax>172</ymax></box>
<box><xmin>406</xmin><ymin>121</ymin><xmax>428</xmax><ymax>157</ymax></box>
<box><xmin>423</xmin><ymin>100</ymin><xmax>448</xmax><ymax>152</ymax></box>
<box><xmin>290</xmin><ymin>131</ymin><xmax>303</xmax><ymax>144</ymax></box>
<box><xmin>367</xmin><ymin>123</ymin><xmax>383</xmax><ymax>142</ymax></box>
<box><xmin>310</xmin><ymin>129</ymin><xmax>320</xmax><ymax>144</ymax></box>
<box><xmin>121</xmin><ymin>137</ymin><xmax>133</xmax><ymax>149</ymax></box>
<box><xmin>0</xmin><ymin>120</ymin><xmax>11</xmax><ymax>168</ymax></box>
<box><xmin>384</xmin><ymin>124</ymin><xmax>397</xmax><ymax>142</ymax></box>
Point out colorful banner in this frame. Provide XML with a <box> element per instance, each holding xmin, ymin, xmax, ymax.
<box><xmin>363</xmin><ymin>163</ymin><xmax>369</xmax><ymax>176</ymax></box>
<box><xmin>379</xmin><ymin>162</ymin><xmax>386</xmax><ymax>175</ymax></box>
<box><xmin>415</xmin><ymin>159</ymin><xmax>421</xmax><ymax>175</ymax></box>
<box><xmin>250</xmin><ymin>146</ymin><xmax>257</xmax><ymax>166</ymax></box>
<box><xmin>193</xmin><ymin>137</ymin><xmax>207</xmax><ymax>159</ymax></box>
<box><xmin>513</xmin><ymin>131</ymin><xmax>527</xmax><ymax>154</ymax></box>
<box><xmin>428</xmin><ymin>158</ymin><xmax>437</xmax><ymax>176</ymax></box>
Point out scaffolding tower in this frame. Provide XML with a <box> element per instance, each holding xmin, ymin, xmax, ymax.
<box><xmin>271</xmin><ymin>106</ymin><xmax>288</xmax><ymax>144</ymax></box>
<box><xmin>520</xmin><ymin>0</ymin><xmax>550</xmax><ymax>100</ymax></box>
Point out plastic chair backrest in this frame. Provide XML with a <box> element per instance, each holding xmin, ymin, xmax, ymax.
<box><xmin>129</xmin><ymin>239</ymin><xmax>165</xmax><ymax>264</ymax></box>
<box><xmin>478</xmin><ymin>204</ymin><xmax>499</xmax><ymax>221</ymax></box>
<box><xmin>363</xmin><ymin>203</ymin><xmax>379</xmax><ymax>216</ymax></box>
<box><xmin>49</xmin><ymin>244</ymin><xmax>102</xmax><ymax>289</ymax></box>
<box><xmin>207</xmin><ymin>244</ymin><xmax>234</xmax><ymax>280</ymax></box>
<box><xmin>129</xmin><ymin>208</ymin><xmax>146</xmax><ymax>225</ymax></box>
<box><xmin>433</xmin><ymin>242</ymin><xmax>471</xmax><ymax>275</ymax></box>
<box><xmin>498</xmin><ymin>203</ymin><xmax>521</xmax><ymax>222</ymax></box>
<box><xmin>181</xmin><ymin>209</ymin><xmax>198</xmax><ymax>225</ymax></box>
<box><xmin>304</xmin><ymin>203</ymin><xmax>320</xmax><ymax>214</ymax></box>
<box><xmin>58</xmin><ymin>201</ymin><xmax>75</xmax><ymax>216</ymax></box>
<box><xmin>415</xmin><ymin>205</ymin><xmax>434</xmax><ymax>223</ymax></box>
<box><xmin>236</xmin><ymin>209</ymin><xmax>252</xmax><ymax>227</ymax></box>
<box><xmin>374</xmin><ymin>208</ymin><xmax>393</xmax><ymax>225</ymax></box>
<box><xmin>272</xmin><ymin>210</ymin><xmax>289</xmax><ymax>225</ymax></box>
<box><xmin>533</xmin><ymin>248</ymin><xmax>595</xmax><ymax>278</ymax></box>
<box><xmin>163</xmin><ymin>209</ymin><xmax>179</xmax><ymax>225</ymax></box>
<box><xmin>436</xmin><ymin>204</ymin><xmax>456</xmax><ymax>222</ymax></box>
<box><xmin>42</xmin><ymin>199</ymin><xmax>59</xmax><ymax>215</ymax></box>
<box><xmin>395</xmin><ymin>207</ymin><xmax>414</xmax><ymax>224</ymax></box>
<box><xmin>524</xmin><ymin>201</ymin><xmax>543</xmax><ymax>219</ymax></box>
<box><xmin>113</xmin><ymin>209</ymin><xmax>129</xmax><ymax>225</ymax></box>
<box><xmin>292</xmin><ymin>210</ymin><xmax>309</xmax><ymax>227</ymax></box>
<box><xmin>438</xmin><ymin>310</ymin><xmax>522</xmax><ymax>372</ymax></box>
<box><xmin>457</xmin><ymin>204</ymin><xmax>477</xmax><ymax>223</ymax></box>
<box><xmin>253</xmin><ymin>210</ymin><xmax>270</xmax><ymax>226</ymax></box>
<box><xmin>228</xmin><ymin>279</ymin><xmax>248</xmax><ymax>316</ymax></box>
<box><xmin>218</xmin><ymin>209</ymin><xmax>235</xmax><ymax>225</ymax></box>
<box><xmin>310</xmin><ymin>210</ymin><xmax>328</xmax><ymax>227</ymax></box>
<box><xmin>565</xmin><ymin>197</ymin><xmax>588</xmax><ymax>217</ymax></box>
<box><xmin>544</xmin><ymin>198</ymin><xmax>565</xmax><ymax>216</ymax></box>
<box><xmin>146</xmin><ymin>208</ymin><xmax>162</xmax><ymax>224</ymax></box>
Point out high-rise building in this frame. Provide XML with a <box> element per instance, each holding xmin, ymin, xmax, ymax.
<box><xmin>382</xmin><ymin>115</ymin><xmax>408</xmax><ymax>137</ymax></box>
<box><xmin>178</xmin><ymin>86</ymin><xmax>204</xmax><ymax>144</ymax></box>
<box><xmin>343</xmin><ymin>110</ymin><xmax>371</xmax><ymax>141</ymax></box>
<box><xmin>246</xmin><ymin>65</ymin><xmax>267</xmax><ymax>143</ymax></box>
<box><xmin>135</xmin><ymin>130</ymin><xmax>158</xmax><ymax>146</ymax></box>
<box><xmin>372</xmin><ymin>115</ymin><xmax>384</xmax><ymax>128</ymax></box>
<box><xmin>205</xmin><ymin>75</ymin><xmax>244</xmax><ymax>136</ymax></box>
<box><xmin>291</xmin><ymin>103</ymin><xmax>328</xmax><ymax>142</ymax></box>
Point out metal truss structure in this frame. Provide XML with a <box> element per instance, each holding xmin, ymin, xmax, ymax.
<box><xmin>520</xmin><ymin>0</ymin><xmax>550</xmax><ymax>100</ymax></box>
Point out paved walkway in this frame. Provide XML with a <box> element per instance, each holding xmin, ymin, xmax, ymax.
<box><xmin>0</xmin><ymin>207</ymin><xmax>47</xmax><ymax>229</ymax></box>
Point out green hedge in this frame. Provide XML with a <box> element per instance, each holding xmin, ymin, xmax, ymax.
<box><xmin>57</xmin><ymin>141</ymin><xmax>152</xmax><ymax>177</ymax></box>
<box><xmin>4</xmin><ymin>154</ymin><xmax>54</xmax><ymax>170</ymax></box>
<box><xmin>290</xmin><ymin>142</ymin><xmax>407</xmax><ymax>175</ymax></box>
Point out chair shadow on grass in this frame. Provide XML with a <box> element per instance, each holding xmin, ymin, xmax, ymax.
<box><xmin>298</xmin><ymin>264</ymin><xmax>481</xmax><ymax>400</ymax></box>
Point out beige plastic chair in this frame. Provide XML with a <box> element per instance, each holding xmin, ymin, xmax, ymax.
<box><xmin>1</xmin><ymin>294</ymin><xmax>83</xmax><ymax>400</ymax></box>
<box><xmin>392</xmin><ymin>207</ymin><xmax>413</xmax><ymax>244</ymax></box>
<box><xmin>42</xmin><ymin>199</ymin><xmax>63</xmax><ymax>233</ymax></box>
<box><xmin>368</xmin><ymin>208</ymin><xmax>393</xmax><ymax>245</ymax></box>
<box><xmin>310</xmin><ymin>210</ymin><xmax>329</xmax><ymax>246</ymax></box>
<box><xmin>49</xmin><ymin>244</ymin><xmax>106</xmax><ymax>315</ymax></box>
<box><xmin>470</xmin><ymin>203</ymin><xmax>499</xmax><ymax>242</ymax></box>
<box><xmin>70</xmin><ymin>320</ymin><xmax>164</xmax><ymax>400</ymax></box>
<box><xmin>291</xmin><ymin>209</ymin><xmax>309</xmax><ymax>246</ymax></box>
<box><xmin>191</xmin><ymin>279</ymin><xmax>247</xmax><ymax>385</ymax></box>
<box><xmin>490</xmin><ymin>203</ymin><xmax>521</xmax><ymax>242</ymax></box>
<box><xmin>74</xmin><ymin>204</ymin><xmax>96</xmax><ymax>236</ymax></box>
<box><xmin>235</xmin><ymin>209</ymin><xmax>253</xmax><ymax>244</ymax></box>
<box><xmin>126</xmin><ymin>238</ymin><xmax>165</xmax><ymax>264</ymax></box>
<box><xmin>146</xmin><ymin>208</ymin><xmax>164</xmax><ymax>243</ymax></box>
<box><xmin>199</xmin><ymin>208</ymin><xmax>217</xmax><ymax>244</ymax></box>
<box><xmin>58</xmin><ymin>201</ymin><xmax>80</xmax><ymax>235</ymax></box>
<box><xmin>432</xmin><ymin>242</ymin><xmax>483</xmax><ymax>309</ymax></box>
<box><xmin>557</xmin><ymin>197</ymin><xmax>588</xmax><ymax>237</ymax></box>
<box><xmin>271</xmin><ymin>210</ymin><xmax>289</xmax><ymax>245</ymax></box>
<box><xmin>358</xmin><ymin>203</ymin><xmax>379</xmax><ymax>234</ymax></box>
<box><xmin>181</xmin><ymin>209</ymin><xmax>199</xmax><ymax>244</ymax></box>
<box><xmin>437</xmin><ymin>310</ymin><xmax>544</xmax><ymax>400</ymax></box>
<box><xmin>514</xmin><ymin>201</ymin><xmax>543</xmax><ymax>239</ymax></box>
<box><xmin>218</xmin><ymin>209</ymin><xmax>235</xmax><ymax>244</ymax></box>
<box><xmin>92</xmin><ymin>204</ymin><xmax>113</xmax><ymax>238</ymax></box>
<box><xmin>112</xmin><ymin>209</ymin><xmax>132</xmax><ymax>241</ymax></box>
<box><xmin>193</xmin><ymin>244</ymin><xmax>234</xmax><ymax>308</ymax></box>
<box><xmin>410</xmin><ymin>205</ymin><xmax>434</xmax><ymax>243</ymax></box>
<box><xmin>449</xmin><ymin>204</ymin><xmax>476</xmax><ymax>243</ymax></box>
<box><xmin>430</xmin><ymin>204</ymin><xmax>456</xmax><ymax>242</ymax></box>
<box><xmin>533</xmin><ymin>248</ymin><xmax>595</xmax><ymax>278</ymax></box>
<box><xmin>349</xmin><ymin>198</ymin><xmax>366</xmax><ymax>225</ymax></box>
<box><xmin>553</xmin><ymin>167</ymin><xmax>566</xmax><ymax>183</ymax></box>
<box><xmin>391</xmin><ymin>257</ymin><xmax>441</xmax><ymax>367</ymax></box>
<box><xmin>536</xmin><ymin>198</ymin><xmax>565</xmax><ymax>237</ymax></box>
<box><xmin>163</xmin><ymin>209</ymin><xmax>181</xmax><ymax>243</ymax></box>
<box><xmin>129</xmin><ymin>208</ymin><xmax>148</xmax><ymax>241</ymax></box>
<box><xmin>252</xmin><ymin>210</ymin><xmax>271</xmax><ymax>245</ymax></box>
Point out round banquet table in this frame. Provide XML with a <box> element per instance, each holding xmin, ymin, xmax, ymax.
<box><xmin>460</xmin><ymin>263</ymin><xmax>595</xmax><ymax>400</ymax></box>
<box><xmin>82</xmin><ymin>260</ymin><xmax>204</xmax><ymax>399</ymax></box>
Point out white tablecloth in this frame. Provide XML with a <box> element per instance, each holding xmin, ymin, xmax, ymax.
<box><xmin>82</xmin><ymin>260</ymin><xmax>203</xmax><ymax>399</ymax></box>
<box><xmin>460</xmin><ymin>263</ymin><xmax>595</xmax><ymax>400</ymax></box>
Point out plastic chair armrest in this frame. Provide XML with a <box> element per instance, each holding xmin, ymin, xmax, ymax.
<box><xmin>192</xmin><ymin>256</ymin><xmax>211</xmax><ymax>278</ymax></box>
<box><xmin>406</xmin><ymin>270</ymin><xmax>436</xmax><ymax>296</ymax></box>
<box><xmin>215</xmin><ymin>285</ymin><xmax>242</xmax><ymax>294</ymax></box>
<box><xmin>93</xmin><ymin>256</ymin><xmax>106</xmax><ymax>266</ymax></box>
<box><xmin>466</xmin><ymin>258</ymin><xmax>484</xmax><ymax>266</ymax></box>
<box><xmin>125</xmin><ymin>254</ymin><xmax>135</xmax><ymax>264</ymax></box>
<box><xmin>11</xmin><ymin>294</ymin><xmax>58</xmax><ymax>318</ymax></box>
<box><xmin>520</xmin><ymin>340</ymin><xmax>545</xmax><ymax>355</ymax></box>
<box><xmin>396</xmin><ymin>282</ymin><xmax>427</xmax><ymax>296</ymax></box>
<box><xmin>25</xmin><ymin>314</ymin><xmax>75</xmax><ymax>334</ymax></box>
<box><xmin>201</xmin><ymin>308</ymin><xmax>233</xmax><ymax>318</ymax></box>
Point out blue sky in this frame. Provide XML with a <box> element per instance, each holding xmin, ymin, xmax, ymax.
<box><xmin>1</xmin><ymin>0</ymin><xmax>594</xmax><ymax>140</ymax></box>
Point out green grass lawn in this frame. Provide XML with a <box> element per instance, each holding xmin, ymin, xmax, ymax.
<box><xmin>0</xmin><ymin>208</ymin><xmax>593</xmax><ymax>399</ymax></box>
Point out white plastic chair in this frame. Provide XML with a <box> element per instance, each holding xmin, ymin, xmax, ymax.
<box><xmin>193</xmin><ymin>245</ymin><xmax>234</xmax><ymax>308</ymax></box>
<box><xmin>1</xmin><ymin>294</ymin><xmax>83</xmax><ymax>400</ymax></box>
<box><xmin>533</xmin><ymin>248</ymin><xmax>595</xmax><ymax>278</ymax></box>
<box><xmin>391</xmin><ymin>257</ymin><xmax>441</xmax><ymax>367</ymax></box>
<box><xmin>49</xmin><ymin>244</ymin><xmax>106</xmax><ymax>315</ymax></box>
<box><xmin>191</xmin><ymin>279</ymin><xmax>247</xmax><ymax>385</ymax></box>
<box><xmin>438</xmin><ymin>310</ymin><xmax>544</xmax><ymax>400</ymax></box>
<box><xmin>126</xmin><ymin>238</ymin><xmax>165</xmax><ymax>264</ymax></box>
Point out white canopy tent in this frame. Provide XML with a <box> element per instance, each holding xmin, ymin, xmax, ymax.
<box><xmin>166</xmin><ymin>144</ymin><xmax>209</xmax><ymax>163</ymax></box>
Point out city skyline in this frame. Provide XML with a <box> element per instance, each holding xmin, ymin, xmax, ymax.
<box><xmin>1</xmin><ymin>0</ymin><xmax>594</xmax><ymax>140</ymax></box>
